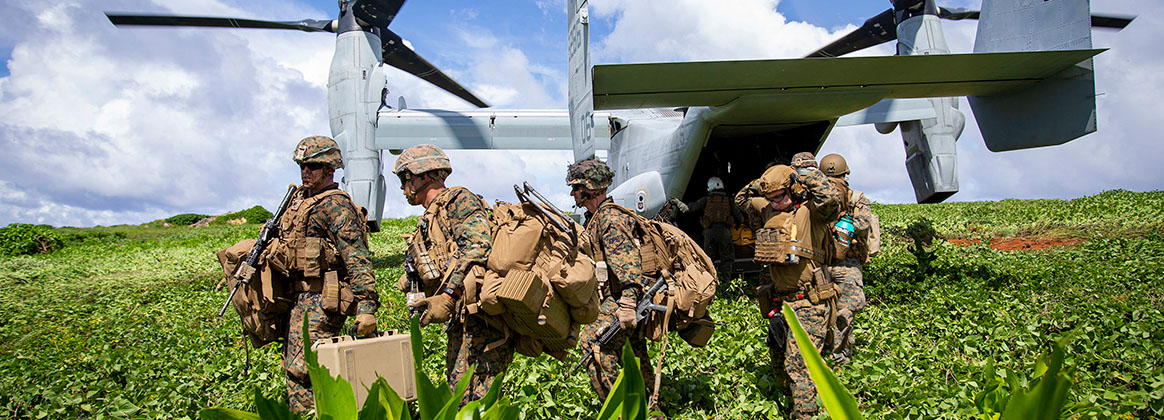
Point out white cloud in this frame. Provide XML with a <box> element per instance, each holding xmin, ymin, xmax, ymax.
<box><xmin>0</xmin><ymin>0</ymin><xmax>1158</xmax><ymax>228</ymax></box>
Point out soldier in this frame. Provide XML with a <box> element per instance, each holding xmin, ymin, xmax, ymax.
<box><xmin>818</xmin><ymin>153</ymin><xmax>871</xmax><ymax>364</ymax></box>
<box><xmin>671</xmin><ymin>177</ymin><xmax>744</xmax><ymax>279</ymax></box>
<box><xmin>568</xmin><ymin>158</ymin><xmax>656</xmax><ymax>401</ymax></box>
<box><xmin>276</xmin><ymin>136</ymin><xmax>380</xmax><ymax>414</ymax></box>
<box><xmin>393</xmin><ymin>144</ymin><xmax>513</xmax><ymax>404</ymax></box>
<box><xmin>739</xmin><ymin>161</ymin><xmax>841</xmax><ymax>419</ymax></box>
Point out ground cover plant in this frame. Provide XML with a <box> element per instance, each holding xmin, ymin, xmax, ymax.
<box><xmin>0</xmin><ymin>189</ymin><xmax>1161</xmax><ymax>419</ymax></box>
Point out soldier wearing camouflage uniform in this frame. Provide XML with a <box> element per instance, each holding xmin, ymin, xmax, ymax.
<box><xmin>277</xmin><ymin>136</ymin><xmax>380</xmax><ymax>414</ymax></box>
<box><xmin>817</xmin><ymin>154</ymin><xmax>871</xmax><ymax>364</ymax></box>
<box><xmin>568</xmin><ymin>159</ymin><xmax>655</xmax><ymax>401</ymax></box>
<box><xmin>737</xmin><ymin>159</ymin><xmax>840</xmax><ymax>420</ymax></box>
<box><xmin>394</xmin><ymin>144</ymin><xmax>513</xmax><ymax>405</ymax></box>
<box><xmin>671</xmin><ymin>177</ymin><xmax>744</xmax><ymax>280</ymax></box>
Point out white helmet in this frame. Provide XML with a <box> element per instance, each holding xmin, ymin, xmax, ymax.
<box><xmin>707</xmin><ymin>176</ymin><xmax>725</xmax><ymax>192</ymax></box>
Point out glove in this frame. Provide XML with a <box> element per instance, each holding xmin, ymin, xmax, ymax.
<box><xmin>353</xmin><ymin>313</ymin><xmax>377</xmax><ymax>335</ymax></box>
<box><xmin>411</xmin><ymin>293</ymin><xmax>456</xmax><ymax>326</ymax></box>
<box><xmin>617</xmin><ymin>296</ymin><xmax>637</xmax><ymax>330</ymax></box>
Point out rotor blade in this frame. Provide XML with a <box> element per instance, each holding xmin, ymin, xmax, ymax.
<box><xmin>805</xmin><ymin>8</ymin><xmax>896</xmax><ymax>58</ymax></box>
<box><xmin>380</xmin><ymin>28</ymin><xmax>488</xmax><ymax>108</ymax></box>
<box><xmin>105</xmin><ymin>13</ymin><xmax>334</xmax><ymax>33</ymax></box>
<box><xmin>353</xmin><ymin>0</ymin><xmax>405</xmax><ymax>28</ymax></box>
<box><xmin>937</xmin><ymin>8</ymin><xmax>1134</xmax><ymax>30</ymax></box>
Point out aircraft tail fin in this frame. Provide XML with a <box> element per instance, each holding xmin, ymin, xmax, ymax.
<box><xmin>567</xmin><ymin>0</ymin><xmax>596</xmax><ymax>161</ymax></box>
<box><xmin>970</xmin><ymin>0</ymin><xmax>1097</xmax><ymax>152</ymax></box>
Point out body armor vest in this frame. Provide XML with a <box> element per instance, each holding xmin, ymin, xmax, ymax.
<box><xmin>406</xmin><ymin>187</ymin><xmax>466</xmax><ymax>295</ymax></box>
<box><xmin>701</xmin><ymin>193</ymin><xmax>733</xmax><ymax>228</ymax></box>
<box><xmin>266</xmin><ymin>187</ymin><xmax>350</xmax><ymax>280</ymax></box>
<box><xmin>765</xmin><ymin>204</ymin><xmax>832</xmax><ymax>295</ymax></box>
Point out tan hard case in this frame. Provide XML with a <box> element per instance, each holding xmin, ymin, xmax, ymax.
<box><xmin>311</xmin><ymin>331</ymin><xmax>418</xmax><ymax>406</ymax></box>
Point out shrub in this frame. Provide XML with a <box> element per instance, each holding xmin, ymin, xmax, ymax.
<box><xmin>214</xmin><ymin>206</ymin><xmax>273</xmax><ymax>225</ymax></box>
<box><xmin>165</xmin><ymin>213</ymin><xmax>209</xmax><ymax>226</ymax></box>
<box><xmin>0</xmin><ymin>223</ymin><xmax>63</xmax><ymax>256</ymax></box>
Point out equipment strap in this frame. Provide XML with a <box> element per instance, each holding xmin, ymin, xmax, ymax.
<box><xmin>789</xmin><ymin>244</ymin><xmax>827</xmax><ymax>263</ymax></box>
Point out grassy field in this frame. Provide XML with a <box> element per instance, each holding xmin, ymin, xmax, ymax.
<box><xmin>1</xmin><ymin>190</ymin><xmax>1162</xmax><ymax>419</ymax></box>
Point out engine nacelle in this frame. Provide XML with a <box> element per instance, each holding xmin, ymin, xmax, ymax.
<box><xmin>895</xmin><ymin>13</ymin><xmax>965</xmax><ymax>203</ymax></box>
<box><xmin>608</xmin><ymin>170</ymin><xmax>666</xmax><ymax>219</ymax></box>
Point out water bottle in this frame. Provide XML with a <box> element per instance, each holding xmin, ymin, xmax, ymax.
<box><xmin>834</xmin><ymin>215</ymin><xmax>855</xmax><ymax>246</ymax></box>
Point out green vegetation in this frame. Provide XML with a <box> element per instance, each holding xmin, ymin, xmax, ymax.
<box><xmin>1</xmin><ymin>190</ymin><xmax>1161</xmax><ymax>419</ymax></box>
<box><xmin>166</xmin><ymin>214</ymin><xmax>211</xmax><ymax>226</ymax></box>
<box><xmin>0</xmin><ymin>223</ymin><xmax>64</xmax><ymax>256</ymax></box>
<box><xmin>213</xmin><ymin>206</ymin><xmax>273</xmax><ymax>226</ymax></box>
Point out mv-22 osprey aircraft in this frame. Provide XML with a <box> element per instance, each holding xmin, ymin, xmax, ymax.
<box><xmin>107</xmin><ymin>0</ymin><xmax>1132</xmax><ymax>231</ymax></box>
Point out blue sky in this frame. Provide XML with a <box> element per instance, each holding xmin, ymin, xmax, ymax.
<box><xmin>0</xmin><ymin>0</ymin><xmax>1158</xmax><ymax>227</ymax></box>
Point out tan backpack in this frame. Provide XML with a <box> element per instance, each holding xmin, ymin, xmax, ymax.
<box><xmin>216</xmin><ymin>239</ymin><xmax>291</xmax><ymax>348</ymax></box>
<box><xmin>462</xmin><ymin>184</ymin><xmax>599</xmax><ymax>359</ymax></box>
<box><xmin>598</xmin><ymin>203</ymin><xmax>719</xmax><ymax>347</ymax></box>
<box><xmin>850</xmin><ymin>190</ymin><xmax>881</xmax><ymax>263</ymax></box>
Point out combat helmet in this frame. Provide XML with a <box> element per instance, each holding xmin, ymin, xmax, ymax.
<box><xmin>790</xmin><ymin>151</ymin><xmax>817</xmax><ymax>169</ymax></box>
<box><xmin>707</xmin><ymin>176</ymin><xmax>725</xmax><ymax>192</ymax></box>
<box><xmin>393</xmin><ymin>144</ymin><xmax>452</xmax><ymax>177</ymax></box>
<box><xmin>820</xmin><ymin>154</ymin><xmax>850</xmax><ymax>177</ymax></box>
<box><xmin>294</xmin><ymin>136</ymin><xmax>343</xmax><ymax>169</ymax></box>
<box><xmin>758</xmin><ymin>165</ymin><xmax>797</xmax><ymax>195</ymax></box>
<box><xmin>566</xmin><ymin>158</ymin><xmax>614</xmax><ymax>190</ymax></box>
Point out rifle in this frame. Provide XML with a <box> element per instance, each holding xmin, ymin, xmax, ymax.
<box><xmin>572</xmin><ymin>273</ymin><xmax>670</xmax><ymax>372</ymax></box>
<box><xmin>217</xmin><ymin>185</ymin><xmax>297</xmax><ymax>317</ymax></box>
<box><xmin>403</xmin><ymin>254</ymin><xmax>424</xmax><ymax>316</ymax></box>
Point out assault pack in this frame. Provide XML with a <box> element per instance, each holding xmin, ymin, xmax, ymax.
<box><xmin>469</xmin><ymin>183</ymin><xmax>599</xmax><ymax>359</ymax></box>
<box><xmin>597</xmin><ymin>202</ymin><xmax>719</xmax><ymax>347</ymax></box>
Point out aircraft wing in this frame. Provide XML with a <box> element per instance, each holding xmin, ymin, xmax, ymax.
<box><xmin>592</xmin><ymin>49</ymin><xmax>1104</xmax><ymax>114</ymax></box>
<box><xmin>375</xmin><ymin>109</ymin><xmax>611</xmax><ymax>151</ymax></box>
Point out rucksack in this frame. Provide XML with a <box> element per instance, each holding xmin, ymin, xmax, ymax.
<box><xmin>598</xmin><ymin>203</ymin><xmax>719</xmax><ymax>347</ymax></box>
<box><xmin>851</xmin><ymin>190</ymin><xmax>881</xmax><ymax>262</ymax></box>
<box><xmin>216</xmin><ymin>239</ymin><xmax>291</xmax><ymax>348</ymax></box>
<box><xmin>461</xmin><ymin>186</ymin><xmax>600</xmax><ymax>359</ymax></box>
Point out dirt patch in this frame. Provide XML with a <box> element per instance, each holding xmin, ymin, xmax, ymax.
<box><xmin>948</xmin><ymin>237</ymin><xmax>1083</xmax><ymax>251</ymax></box>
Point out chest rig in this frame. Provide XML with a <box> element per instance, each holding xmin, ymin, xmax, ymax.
<box><xmin>266</xmin><ymin>187</ymin><xmax>348</xmax><ymax>282</ymax></box>
<box><xmin>405</xmin><ymin>187</ymin><xmax>465</xmax><ymax>295</ymax></box>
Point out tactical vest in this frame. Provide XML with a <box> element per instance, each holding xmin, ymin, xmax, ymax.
<box><xmin>405</xmin><ymin>186</ymin><xmax>467</xmax><ymax>296</ymax></box>
<box><xmin>267</xmin><ymin>187</ymin><xmax>353</xmax><ymax>282</ymax></box>
<box><xmin>700</xmin><ymin>193</ymin><xmax>733</xmax><ymax>228</ymax></box>
<box><xmin>760</xmin><ymin>203</ymin><xmax>837</xmax><ymax>304</ymax></box>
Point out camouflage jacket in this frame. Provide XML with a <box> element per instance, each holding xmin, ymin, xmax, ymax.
<box><xmin>417</xmin><ymin>186</ymin><xmax>492</xmax><ymax>293</ymax></box>
<box><xmin>585</xmin><ymin>198</ymin><xmax>647</xmax><ymax>302</ymax></box>
<box><xmin>734</xmin><ymin>178</ymin><xmax>769</xmax><ymax>232</ymax></box>
<box><xmin>295</xmin><ymin>183</ymin><xmax>380</xmax><ymax>315</ymax></box>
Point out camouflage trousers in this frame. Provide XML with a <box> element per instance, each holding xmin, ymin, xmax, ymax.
<box><xmin>703</xmin><ymin>225</ymin><xmax>735</xmax><ymax>280</ymax></box>
<box><xmin>826</xmin><ymin>259</ymin><xmax>866</xmax><ymax>364</ymax></box>
<box><xmin>577</xmin><ymin>296</ymin><xmax>654</xmax><ymax>402</ymax></box>
<box><xmin>284</xmin><ymin>292</ymin><xmax>347</xmax><ymax>414</ymax></box>
<box><xmin>446</xmin><ymin>314</ymin><xmax>515</xmax><ymax>406</ymax></box>
<box><xmin>766</xmin><ymin>298</ymin><xmax>831</xmax><ymax>420</ymax></box>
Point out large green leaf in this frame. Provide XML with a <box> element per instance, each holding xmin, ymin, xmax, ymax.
<box><xmin>782</xmin><ymin>302</ymin><xmax>864</xmax><ymax>420</ymax></box>
<box><xmin>255</xmin><ymin>388</ymin><xmax>300</xmax><ymax>420</ymax></box>
<box><xmin>596</xmin><ymin>341</ymin><xmax>648</xmax><ymax>420</ymax></box>
<box><xmin>435</xmin><ymin>363</ymin><xmax>474</xmax><ymax>420</ymax></box>
<box><xmin>410</xmin><ymin>314</ymin><xmax>452</xmax><ymax>420</ymax></box>
<box><xmin>366</xmin><ymin>377</ymin><xmax>410</xmax><ymax>420</ymax></box>
<box><xmin>197</xmin><ymin>408</ymin><xmax>260</xmax><ymax>420</ymax></box>
<box><xmin>304</xmin><ymin>317</ymin><xmax>359</xmax><ymax>420</ymax></box>
<box><xmin>1000</xmin><ymin>343</ymin><xmax>1074</xmax><ymax>420</ymax></box>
